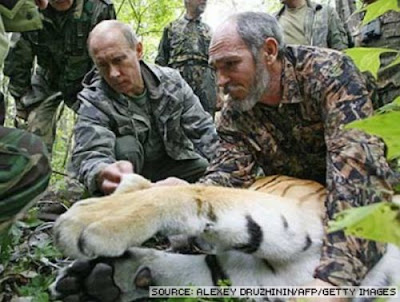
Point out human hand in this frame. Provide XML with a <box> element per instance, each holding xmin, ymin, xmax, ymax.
<box><xmin>98</xmin><ymin>161</ymin><xmax>133</xmax><ymax>195</ymax></box>
<box><xmin>153</xmin><ymin>177</ymin><xmax>189</xmax><ymax>187</ymax></box>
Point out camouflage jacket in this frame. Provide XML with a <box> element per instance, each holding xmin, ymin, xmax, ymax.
<box><xmin>72</xmin><ymin>61</ymin><xmax>219</xmax><ymax>194</ymax></box>
<box><xmin>200</xmin><ymin>45</ymin><xmax>395</xmax><ymax>286</ymax></box>
<box><xmin>0</xmin><ymin>0</ymin><xmax>43</xmax><ymax>33</ymax></box>
<box><xmin>155</xmin><ymin>16</ymin><xmax>217</xmax><ymax>116</ymax></box>
<box><xmin>0</xmin><ymin>0</ymin><xmax>43</xmax><ymax>67</ymax></box>
<box><xmin>155</xmin><ymin>16</ymin><xmax>212</xmax><ymax>68</ymax></box>
<box><xmin>4</xmin><ymin>0</ymin><xmax>115</xmax><ymax>104</ymax></box>
<box><xmin>352</xmin><ymin>9</ymin><xmax>400</xmax><ymax>106</ymax></box>
<box><xmin>275</xmin><ymin>0</ymin><xmax>349</xmax><ymax>50</ymax></box>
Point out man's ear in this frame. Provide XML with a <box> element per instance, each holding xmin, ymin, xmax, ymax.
<box><xmin>262</xmin><ymin>37</ymin><xmax>279</xmax><ymax>65</ymax></box>
<box><xmin>136</xmin><ymin>42</ymin><xmax>144</xmax><ymax>59</ymax></box>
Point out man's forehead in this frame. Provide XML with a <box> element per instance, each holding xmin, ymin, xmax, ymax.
<box><xmin>209</xmin><ymin>29</ymin><xmax>248</xmax><ymax>61</ymax></box>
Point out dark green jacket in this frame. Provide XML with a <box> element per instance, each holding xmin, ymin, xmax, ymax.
<box><xmin>4</xmin><ymin>0</ymin><xmax>115</xmax><ymax>105</ymax></box>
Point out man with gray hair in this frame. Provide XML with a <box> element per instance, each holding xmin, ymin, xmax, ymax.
<box><xmin>199</xmin><ymin>12</ymin><xmax>395</xmax><ymax>291</ymax></box>
<box><xmin>52</xmin><ymin>13</ymin><xmax>396</xmax><ymax>300</ymax></box>
<box><xmin>70</xmin><ymin>20</ymin><xmax>218</xmax><ymax>196</ymax></box>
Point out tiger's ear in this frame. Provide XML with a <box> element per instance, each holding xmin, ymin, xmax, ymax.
<box><xmin>134</xmin><ymin>266</ymin><xmax>153</xmax><ymax>289</ymax></box>
<box><xmin>113</xmin><ymin>174</ymin><xmax>152</xmax><ymax>195</ymax></box>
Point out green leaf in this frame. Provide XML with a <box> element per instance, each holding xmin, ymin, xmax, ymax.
<box><xmin>361</xmin><ymin>0</ymin><xmax>400</xmax><ymax>25</ymax></box>
<box><xmin>384</xmin><ymin>52</ymin><xmax>400</xmax><ymax>70</ymax></box>
<box><xmin>328</xmin><ymin>202</ymin><xmax>400</xmax><ymax>246</ymax></box>
<box><xmin>376</xmin><ymin>96</ymin><xmax>400</xmax><ymax>113</ymax></box>
<box><xmin>345</xmin><ymin>111</ymin><xmax>400</xmax><ymax>160</ymax></box>
<box><xmin>345</xmin><ymin>48</ymin><xmax>397</xmax><ymax>79</ymax></box>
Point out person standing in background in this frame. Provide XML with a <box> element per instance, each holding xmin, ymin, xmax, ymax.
<box><xmin>4</xmin><ymin>0</ymin><xmax>116</xmax><ymax>153</ymax></box>
<box><xmin>275</xmin><ymin>0</ymin><xmax>349</xmax><ymax>49</ymax></box>
<box><xmin>0</xmin><ymin>0</ymin><xmax>51</xmax><ymax>234</ymax></box>
<box><xmin>155</xmin><ymin>0</ymin><xmax>217</xmax><ymax>118</ymax></box>
<box><xmin>351</xmin><ymin>0</ymin><xmax>400</xmax><ymax>108</ymax></box>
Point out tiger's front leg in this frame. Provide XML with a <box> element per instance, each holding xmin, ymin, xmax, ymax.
<box><xmin>55</xmin><ymin>183</ymin><xmax>322</xmax><ymax>264</ymax></box>
<box><xmin>54</xmin><ymin>185</ymin><xmax>219</xmax><ymax>259</ymax></box>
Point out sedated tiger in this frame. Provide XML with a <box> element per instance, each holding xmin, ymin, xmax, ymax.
<box><xmin>51</xmin><ymin>174</ymin><xmax>400</xmax><ymax>302</ymax></box>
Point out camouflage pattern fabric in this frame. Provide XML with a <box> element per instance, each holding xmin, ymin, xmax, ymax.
<box><xmin>200</xmin><ymin>45</ymin><xmax>396</xmax><ymax>286</ymax></box>
<box><xmin>72</xmin><ymin>61</ymin><xmax>219</xmax><ymax>195</ymax></box>
<box><xmin>352</xmin><ymin>9</ymin><xmax>400</xmax><ymax>107</ymax></box>
<box><xmin>0</xmin><ymin>14</ymin><xmax>9</xmax><ymax>66</ymax></box>
<box><xmin>3</xmin><ymin>0</ymin><xmax>115</xmax><ymax>152</ymax></box>
<box><xmin>275</xmin><ymin>0</ymin><xmax>349</xmax><ymax>50</ymax></box>
<box><xmin>0</xmin><ymin>0</ymin><xmax>43</xmax><ymax>33</ymax></box>
<box><xmin>0</xmin><ymin>0</ymin><xmax>49</xmax><ymax>234</ymax></box>
<box><xmin>0</xmin><ymin>0</ymin><xmax>43</xmax><ymax>67</ymax></box>
<box><xmin>0</xmin><ymin>126</ymin><xmax>50</xmax><ymax>232</ymax></box>
<box><xmin>155</xmin><ymin>16</ymin><xmax>217</xmax><ymax>117</ymax></box>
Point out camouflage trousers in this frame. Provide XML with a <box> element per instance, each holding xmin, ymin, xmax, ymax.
<box><xmin>15</xmin><ymin>91</ymin><xmax>64</xmax><ymax>154</ymax></box>
<box><xmin>0</xmin><ymin>126</ymin><xmax>51</xmax><ymax>233</ymax></box>
<box><xmin>14</xmin><ymin>70</ymin><xmax>67</xmax><ymax>154</ymax></box>
<box><xmin>176</xmin><ymin>64</ymin><xmax>217</xmax><ymax>118</ymax></box>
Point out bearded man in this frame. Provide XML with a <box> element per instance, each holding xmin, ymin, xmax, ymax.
<box><xmin>198</xmin><ymin>12</ymin><xmax>397</xmax><ymax>294</ymax></box>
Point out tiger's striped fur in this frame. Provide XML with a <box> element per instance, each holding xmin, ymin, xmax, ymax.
<box><xmin>52</xmin><ymin>174</ymin><xmax>400</xmax><ymax>302</ymax></box>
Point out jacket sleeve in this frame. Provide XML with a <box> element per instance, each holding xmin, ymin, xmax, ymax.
<box><xmin>155</xmin><ymin>26</ymin><xmax>170</xmax><ymax>66</ymax></box>
<box><xmin>92</xmin><ymin>0</ymin><xmax>116</xmax><ymax>25</ymax></box>
<box><xmin>178</xmin><ymin>75</ymin><xmax>219</xmax><ymax>162</ymax></box>
<box><xmin>71</xmin><ymin>96</ymin><xmax>117</xmax><ymax>195</ymax></box>
<box><xmin>327</xmin><ymin>6</ymin><xmax>349</xmax><ymax>50</ymax></box>
<box><xmin>198</xmin><ymin>109</ymin><xmax>261</xmax><ymax>188</ymax></box>
<box><xmin>4</xmin><ymin>33</ymin><xmax>34</xmax><ymax>98</ymax></box>
<box><xmin>313</xmin><ymin>55</ymin><xmax>395</xmax><ymax>286</ymax></box>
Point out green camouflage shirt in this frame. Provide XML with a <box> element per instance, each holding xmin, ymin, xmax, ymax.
<box><xmin>155</xmin><ymin>16</ymin><xmax>217</xmax><ymax>115</ymax></box>
<box><xmin>200</xmin><ymin>45</ymin><xmax>396</xmax><ymax>286</ymax></box>
<box><xmin>4</xmin><ymin>0</ymin><xmax>115</xmax><ymax>104</ymax></box>
<box><xmin>275</xmin><ymin>0</ymin><xmax>349</xmax><ymax>50</ymax></box>
<box><xmin>0</xmin><ymin>0</ymin><xmax>43</xmax><ymax>67</ymax></box>
<box><xmin>72</xmin><ymin>61</ymin><xmax>219</xmax><ymax>195</ymax></box>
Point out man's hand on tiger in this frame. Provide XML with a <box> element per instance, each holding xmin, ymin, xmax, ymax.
<box><xmin>98</xmin><ymin>161</ymin><xmax>133</xmax><ymax>195</ymax></box>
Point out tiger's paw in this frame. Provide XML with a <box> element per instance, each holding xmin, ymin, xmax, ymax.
<box><xmin>54</xmin><ymin>173</ymin><xmax>156</xmax><ymax>259</ymax></box>
<box><xmin>50</xmin><ymin>250</ymin><xmax>153</xmax><ymax>302</ymax></box>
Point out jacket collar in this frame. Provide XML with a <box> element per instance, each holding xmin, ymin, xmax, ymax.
<box><xmin>276</xmin><ymin>0</ymin><xmax>322</xmax><ymax>17</ymax></box>
<box><xmin>140</xmin><ymin>61</ymin><xmax>163</xmax><ymax>100</ymax></box>
<box><xmin>43</xmin><ymin>0</ymin><xmax>84</xmax><ymax>25</ymax></box>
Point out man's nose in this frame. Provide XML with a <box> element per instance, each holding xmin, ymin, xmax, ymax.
<box><xmin>217</xmin><ymin>72</ymin><xmax>229</xmax><ymax>87</ymax></box>
<box><xmin>109</xmin><ymin>65</ymin><xmax>120</xmax><ymax>78</ymax></box>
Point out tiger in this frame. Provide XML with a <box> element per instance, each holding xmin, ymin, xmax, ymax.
<box><xmin>51</xmin><ymin>174</ymin><xmax>400</xmax><ymax>302</ymax></box>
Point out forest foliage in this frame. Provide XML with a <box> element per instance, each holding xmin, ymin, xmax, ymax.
<box><xmin>329</xmin><ymin>0</ymin><xmax>400</xmax><ymax>247</ymax></box>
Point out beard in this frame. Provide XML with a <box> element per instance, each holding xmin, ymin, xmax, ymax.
<box><xmin>226</xmin><ymin>60</ymin><xmax>270</xmax><ymax>112</ymax></box>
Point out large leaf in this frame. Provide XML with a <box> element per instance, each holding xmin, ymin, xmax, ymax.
<box><xmin>361</xmin><ymin>0</ymin><xmax>400</xmax><ymax>25</ymax></box>
<box><xmin>345</xmin><ymin>48</ymin><xmax>398</xmax><ymax>79</ymax></box>
<box><xmin>329</xmin><ymin>202</ymin><xmax>400</xmax><ymax>246</ymax></box>
<box><xmin>345</xmin><ymin>111</ymin><xmax>400</xmax><ymax>160</ymax></box>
